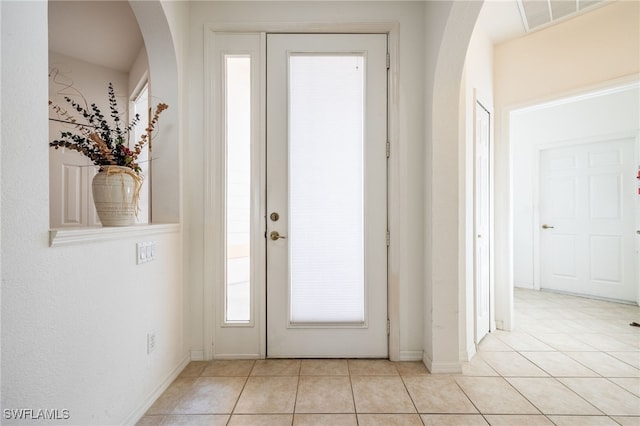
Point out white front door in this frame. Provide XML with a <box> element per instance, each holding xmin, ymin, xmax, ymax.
<box><xmin>474</xmin><ymin>100</ymin><xmax>491</xmax><ymax>344</ymax></box>
<box><xmin>266</xmin><ymin>33</ymin><xmax>388</xmax><ymax>358</ymax></box>
<box><xmin>539</xmin><ymin>138</ymin><xmax>637</xmax><ymax>302</ymax></box>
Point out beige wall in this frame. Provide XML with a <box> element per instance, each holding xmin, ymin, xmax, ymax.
<box><xmin>495</xmin><ymin>1</ymin><xmax>640</xmax><ymax>108</ymax></box>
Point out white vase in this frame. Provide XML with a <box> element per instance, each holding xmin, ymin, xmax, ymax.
<box><xmin>92</xmin><ymin>166</ymin><xmax>142</xmax><ymax>226</ymax></box>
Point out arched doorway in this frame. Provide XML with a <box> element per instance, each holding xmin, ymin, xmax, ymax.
<box><xmin>423</xmin><ymin>0</ymin><xmax>485</xmax><ymax>372</ymax></box>
<box><xmin>129</xmin><ymin>0</ymin><xmax>180</xmax><ymax>223</ymax></box>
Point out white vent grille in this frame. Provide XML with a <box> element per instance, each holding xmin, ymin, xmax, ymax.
<box><xmin>517</xmin><ymin>0</ymin><xmax>609</xmax><ymax>32</ymax></box>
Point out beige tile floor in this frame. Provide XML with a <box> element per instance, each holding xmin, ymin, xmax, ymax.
<box><xmin>138</xmin><ymin>289</ymin><xmax>640</xmax><ymax>425</ymax></box>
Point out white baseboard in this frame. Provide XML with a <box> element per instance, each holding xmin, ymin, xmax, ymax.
<box><xmin>124</xmin><ymin>352</ymin><xmax>191</xmax><ymax>425</ymax></box>
<box><xmin>399</xmin><ymin>350</ymin><xmax>424</xmax><ymax>361</ymax></box>
<box><xmin>213</xmin><ymin>353</ymin><xmax>261</xmax><ymax>359</ymax></box>
<box><xmin>514</xmin><ymin>282</ymin><xmax>534</xmax><ymax>290</ymax></box>
<box><xmin>422</xmin><ymin>352</ymin><xmax>462</xmax><ymax>374</ymax></box>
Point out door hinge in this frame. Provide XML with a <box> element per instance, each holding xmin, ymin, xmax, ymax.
<box><xmin>386</xmin><ymin>231</ymin><xmax>390</xmax><ymax>247</ymax></box>
<box><xmin>386</xmin><ymin>141</ymin><xmax>390</xmax><ymax>158</ymax></box>
<box><xmin>387</xmin><ymin>319</ymin><xmax>390</xmax><ymax>335</ymax></box>
<box><xmin>386</xmin><ymin>52</ymin><xmax>390</xmax><ymax>70</ymax></box>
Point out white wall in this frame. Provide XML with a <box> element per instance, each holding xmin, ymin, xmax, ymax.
<box><xmin>184</xmin><ymin>1</ymin><xmax>428</xmax><ymax>361</ymax></box>
<box><xmin>129</xmin><ymin>0</ymin><xmax>184</xmax><ymax>225</ymax></box>
<box><xmin>512</xmin><ymin>85</ymin><xmax>640</xmax><ymax>288</ymax></box>
<box><xmin>459</xmin><ymin>20</ymin><xmax>494</xmax><ymax>360</ymax></box>
<box><xmin>49</xmin><ymin>52</ymin><xmax>129</xmax><ymax>111</ymax></box>
<box><xmin>493</xmin><ymin>0</ymin><xmax>640</xmax><ymax>330</ymax></box>
<box><xmin>129</xmin><ymin>45</ymin><xmax>149</xmax><ymax>95</ymax></box>
<box><xmin>1</xmin><ymin>1</ymin><xmax>188</xmax><ymax>424</ymax></box>
<box><xmin>422</xmin><ymin>0</ymin><xmax>483</xmax><ymax>372</ymax></box>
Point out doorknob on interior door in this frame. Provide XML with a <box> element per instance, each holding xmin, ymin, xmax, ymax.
<box><xmin>542</xmin><ymin>224</ymin><xmax>555</xmax><ymax>229</ymax></box>
<box><xmin>270</xmin><ymin>231</ymin><xmax>287</xmax><ymax>241</ymax></box>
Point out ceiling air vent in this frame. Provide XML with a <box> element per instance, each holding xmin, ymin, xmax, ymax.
<box><xmin>516</xmin><ymin>0</ymin><xmax>609</xmax><ymax>32</ymax></box>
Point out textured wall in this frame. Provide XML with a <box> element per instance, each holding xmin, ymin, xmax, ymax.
<box><xmin>1</xmin><ymin>1</ymin><xmax>187</xmax><ymax>424</ymax></box>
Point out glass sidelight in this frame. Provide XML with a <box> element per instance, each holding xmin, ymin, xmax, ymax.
<box><xmin>225</xmin><ymin>55</ymin><xmax>251</xmax><ymax>323</ymax></box>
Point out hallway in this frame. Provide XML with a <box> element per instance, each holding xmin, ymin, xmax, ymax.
<box><xmin>137</xmin><ymin>289</ymin><xmax>640</xmax><ymax>425</ymax></box>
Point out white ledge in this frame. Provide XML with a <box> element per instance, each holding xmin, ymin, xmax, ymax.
<box><xmin>49</xmin><ymin>223</ymin><xmax>181</xmax><ymax>247</ymax></box>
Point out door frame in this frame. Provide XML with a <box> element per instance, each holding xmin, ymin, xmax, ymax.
<box><xmin>497</xmin><ymin>76</ymin><xmax>640</xmax><ymax>335</ymax></box>
<box><xmin>203</xmin><ymin>22</ymin><xmax>401</xmax><ymax>361</ymax></box>
<box><xmin>532</xmin><ymin>131</ymin><xmax>640</xmax><ymax>301</ymax></box>
<box><xmin>473</xmin><ymin>93</ymin><xmax>494</xmax><ymax>346</ymax></box>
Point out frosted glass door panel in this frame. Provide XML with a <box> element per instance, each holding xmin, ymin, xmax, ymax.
<box><xmin>288</xmin><ymin>55</ymin><xmax>365</xmax><ymax>324</ymax></box>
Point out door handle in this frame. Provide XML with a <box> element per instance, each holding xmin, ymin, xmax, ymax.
<box><xmin>542</xmin><ymin>224</ymin><xmax>555</xmax><ymax>229</ymax></box>
<box><xmin>270</xmin><ymin>231</ymin><xmax>287</xmax><ymax>241</ymax></box>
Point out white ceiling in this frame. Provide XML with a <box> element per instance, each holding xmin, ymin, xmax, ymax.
<box><xmin>476</xmin><ymin>0</ymin><xmax>528</xmax><ymax>44</ymax></box>
<box><xmin>48</xmin><ymin>0</ymin><xmax>143</xmax><ymax>73</ymax></box>
<box><xmin>476</xmin><ymin>0</ymin><xmax>609</xmax><ymax>45</ymax></box>
<box><xmin>518</xmin><ymin>0</ymin><xmax>607</xmax><ymax>31</ymax></box>
<box><xmin>48</xmin><ymin>0</ymin><xmax>609</xmax><ymax>73</ymax></box>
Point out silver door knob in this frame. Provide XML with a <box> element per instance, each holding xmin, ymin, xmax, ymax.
<box><xmin>270</xmin><ymin>231</ymin><xmax>287</xmax><ymax>241</ymax></box>
<box><xmin>542</xmin><ymin>224</ymin><xmax>555</xmax><ymax>229</ymax></box>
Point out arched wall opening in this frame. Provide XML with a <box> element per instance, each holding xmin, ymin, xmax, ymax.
<box><xmin>424</xmin><ymin>0</ymin><xmax>484</xmax><ymax>372</ymax></box>
<box><xmin>129</xmin><ymin>0</ymin><xmax>181</xmax><ymax>223</ymax></box>
<box><xmin>126</xmin><ymin>0</ymin><xmax>489</xmax><ymax>371</ymax></box>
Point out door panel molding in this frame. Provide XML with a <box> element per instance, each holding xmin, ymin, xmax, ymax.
<box><xmin>473</xmin><ymin>95</ymin><xmax>492</xmax><ymax>347</ymax></box>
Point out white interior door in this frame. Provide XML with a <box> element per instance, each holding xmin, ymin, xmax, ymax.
<box><xmin>266</xmin><ymin>33</ymin><xmax>388</xmax><ymax>358</ymax></box>
<box><xmin>474</xmin><ymin>100</ymin><xmax>491</xmax><ymax>344</ymax></box>
<box><xmin>539</xmin><ymin>138</ymin><xmax>637</xmax><ymax>302</ymax></box>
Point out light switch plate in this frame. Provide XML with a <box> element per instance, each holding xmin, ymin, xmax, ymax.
<box><xmin>136</xmin><ymin>241</ymin><xmax>156</xmax><ymax>264</ymax></box>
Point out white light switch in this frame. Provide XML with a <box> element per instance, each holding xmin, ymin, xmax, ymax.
<box><xmin>136</xmin><ymin>241</ymin><xmax>156</xmax><ymax>264</ymax></box>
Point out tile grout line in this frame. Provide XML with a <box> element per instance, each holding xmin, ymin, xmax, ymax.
<box><xmin>510</xmin><ymin>349</ymin><xmax>608</xmax><ymax>418</ymax></box>
<box><xmin>491</xmin><ymin>322</ymin><xmax>619</xmax><ymax>419</ymax></box>
<box><xmin>139</xmin><ymin>290</ymin><xmax>639</xmax><ymax>425</ymax></box>
<box><xmin>166</xmin><ymin>373</ymin><xmax>202</xmax><ymax>419</ymax></box>
<box><xmin>520</xmin><ymin>337</ymin><xmax>613</xmax><ymax>420</ymax></box>
<box><xmin>346</xmin><ymin>361</ymin><xmax>361</xmax><ymax>426</ymax></box>
<box><xmin>224</xmin><ymin>360</ymin><xmax>255</xmax><ymax>425</ymax></box>
<box><xmin>290</xmin><ymin>361</ymin><xmax>301</xmax><ymax>426</ymax></box>
<box><xmin>508</xmin><ymin>292</ymin><xmax>640</xmax><ymax>421</ymax></box>
<box><xmin>450</xmin><ymin>376</ymin><xmax>490</xmax><ymax>425</ymax></box>
<box><xmin>395</xmin><ymin>368</ymin><xmax>424</xmax><ymax>424</ymax></box>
